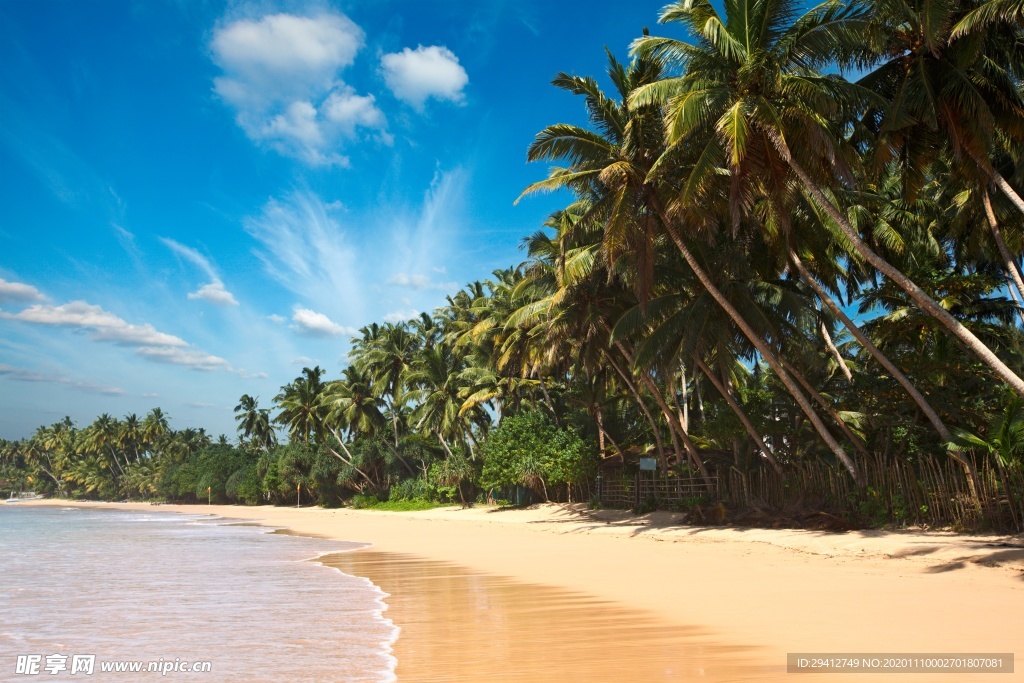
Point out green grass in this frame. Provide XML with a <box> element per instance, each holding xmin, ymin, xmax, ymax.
<box><xmin>362</xmin><ymin>498</ymin><xmax>454</xmax><ymax>512</ymax></box>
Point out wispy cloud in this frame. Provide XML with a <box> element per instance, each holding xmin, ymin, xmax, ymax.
<box><xmin>160</xmin><ymin>238</ymin><xmax>239</xmax><ymax>307</ymax></box>
<box><xmin>4</xmin><ymin>301</ymin><xmax>187</xmax><ymax>346</ymax></box>
<box><xmin>290</xmin><ymin>307</ymin><xmax>354</xmax><ymax>338</ymax></box>
<box><xmin>382</xmin><ymin>308</ymin><xmax>420</xmax><ymax>323</ymax></box>
<box><xmin>1</xmin><ymin>301</ymin><xmax>232</xmax><ymax>372</ymax></box>
<box><xmin>210</xmin><ymin>11</ymin><xmax>388</xmax><ymax>166</ymax></box>
<box><xmin>0</xmin><ymin>278</ymin><xmax>48</xmax><ymax>306</ymax></box>
<box><xmin>135</xmin><ymin>346</ymin><xmax>232</xmax><ymax>371</ymax></box>
<box><xmin>245</xmin><ymin>191</ymin><xmax>364</xmax><ymax>324</ymax></box>
<box><xmin>381</xmin><ymin>45</ymin><xmax>469</xmax><ymax>111</ymax></box>
<box><xmin>0</xmin><ymin>364</ymin><xmax>125</xmax><ymax>396</ymax></box>
<box><xmin>386</xmin><ymin>273</ymin><xmax>456</xmax><ymax>291</ymax></box>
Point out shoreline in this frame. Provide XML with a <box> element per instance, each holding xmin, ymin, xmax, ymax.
<box><xmin>20</xmin><ymin>499</ymin><xmax>1024</xmax><ymax>680</ymax></box>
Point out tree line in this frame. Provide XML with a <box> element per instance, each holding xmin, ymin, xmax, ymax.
<box><xmin>4</xmin><ymin>0</ymin><xmax>1024</xmax><ymax>522</ymax></box>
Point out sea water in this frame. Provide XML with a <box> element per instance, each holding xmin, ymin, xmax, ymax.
<box><xmin>0</xmin><ymin>506</ymin><xmax>396</xmax><ymax>682</ymax></box>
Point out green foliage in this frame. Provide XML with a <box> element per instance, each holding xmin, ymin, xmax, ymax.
<box><xmin>350</xmin><ymin>494</ymin><xmax>381</xmax><ymax>509</ymax></box>
<box><xmin>479</xmin><ymin>411</ymin><xmax>597</xmax><ymax>498</ymax></box>
<box><xmin>388</xmin><ymin>477</ymin><xmax>428</xmax><ymax>501</ymax></box>
<box><xmin>163</xmin><ymin>444</ymin><xmax>257</xmax><ymax>503</ymax></box>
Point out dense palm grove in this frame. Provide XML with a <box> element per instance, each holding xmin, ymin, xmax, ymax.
<box><xmin>5</xmin><ymin>0</ymin><xmax>1024</xmax><ymax>525</ymax></box>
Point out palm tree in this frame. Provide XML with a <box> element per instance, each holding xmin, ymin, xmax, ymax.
<box><xmin>274</xmin><ymin>367</ymin><xmax>328</xmax><ymax>444</ymax></box>
<box><xmin>520</xmin><ymin>48</ymin><xmax>861</xmax><ymax>479</ymax></box>
<box><xmin>631</xmin><ymin>0</ymin><xmax>1024</xmax><ymax>397</ymax></box>
<box><xmin>234</xmin><ymin>395</ymin><xmax>276</xmax><ymax>451</ymax></box>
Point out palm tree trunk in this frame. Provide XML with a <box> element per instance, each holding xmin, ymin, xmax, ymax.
<box><xmin>695</xmin><ymin>357</ymin><xmax>782</xmax><ymax>471</ymax></box>
<box><xmin>820</xmin><ymin>315</ymin><xmax>853</xmax><ymax>382</ymax></box>
<box><xmin>326</xmin><ymin>429</ymin><xmax>376</xmax><ymax>486</ymax></box>
<box><xmin>782</xmin><ymin>360</ymin><xmax>871</xmax><ymax>459</ymax></box>
<box><xmin>608</xmin><ymin>334</ymin><xmax>711</xmax><ymax>483</ymax></box>
<box><xmin>786</xmin><ymin>155</ymin><xmax>1024</xmax><ymax>396</ymax></box>
<box><xmin>538</xmin><ymin>378</ymin><xmax>562</xmax><ymax>427</ymax></box>
<box><xmin>604</xmin><ymin>350</ymin><xmax>667</xmax><ymax>464</ymax></box>
<box><xmin>679</xmin><ymin>360</ymin><xmax>689</xmax><ymax>431</ymax></box>
<box><xmin>973</xmin><ymin>149</ymin><xmax>1024</xmax><ymax>219</ymax></box>
<box><xmin>594</xmin><ymin>401</ymin><xmax>626</xmax><ymax>461</ymax></box>
<box><xmin>982</xmin><ymin>190</ymin><xmax>1024</xmax><ymax>327</ymax></box>
<box><xmin>648</xmin><ymin>190</ymin><xmax>861</xmax><ymax>482</ymax></box>
<box><xmin>789</xmin><ymin>251</ymin><xmax>984</xmax><ymax>504</ymax></box>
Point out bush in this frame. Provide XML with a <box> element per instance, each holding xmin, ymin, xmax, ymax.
<box><xmin>350</xmin><ymin>493</ymin><xmax>380</xmax><ymax>509</ymax></box>
<box><xmin>389</xmin><ymin>477</ymin><xmax>428</xmax><ymax>501</ymax></box>
<box><xmin>479</xmin><ymin>411</ymin><xmax>597</xmax><ymax>499</ymax></box>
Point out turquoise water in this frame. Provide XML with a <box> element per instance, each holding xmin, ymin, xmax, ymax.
<box><xmin>0</xmin><ymin>506</ymin><xmax>396</xmax><ymax>681</ymax></box>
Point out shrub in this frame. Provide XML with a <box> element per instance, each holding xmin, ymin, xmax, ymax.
<box><xmin>479</xmin><ymin>411</ymin><xmax>597</xmax><ymax>499</ymax></box>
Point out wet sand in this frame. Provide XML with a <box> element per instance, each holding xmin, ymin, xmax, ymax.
<box><xmin>321</xmin><ymin>550</ymin><xmax>770</xmax><ymax>682</ymax></box>
<box><xmin>21</xmin><ymin>500</ymin><xmax>1024</xmax><ymax>681</ymax></box>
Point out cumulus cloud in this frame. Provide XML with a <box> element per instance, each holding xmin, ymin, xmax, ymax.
<box><xmin>211</xmin><ymin>11</ymin><xmax>387</xmax><ymax>165</ymax></box>
<box><xmin>381</xmin><ymin>45</ymin><xmax>468</xmax><ymax>110</ymax></box>
<box><xmin>0</xmin><ymin>278</ymin><xmax>47</xmax><ymax>305</ymax></box>
<box><xmin>0</xmin><ymin>364</ymin><xmax>125</xmax><ymax>396</ymax></box>
<box><xmin>387</xmin><ymin>273</ymin><xmax>457</xmax><ymax>291</ymax></box>
<box><xmin>188</xmin><ymin>281</ymin><xmax>239</xmax><ymax>307</ymax></box>
<box><xmin>267</xmin><ymin>314</ymin><xmax>287</xmax><ymax>324</ymax></box>
<box><xmin>1</xmin><ymin>301</ymin><xmax>232</xmax><ymax>372</ymax></box>
<box><xmin>291</xmin><ymin>307</ymin><xmax>354</xmax><ymax>338</ymax></box>
<box><xmin>161</xmin><ymin>238</ymin><xmax>239</xmax><ymax>307</ymax></box>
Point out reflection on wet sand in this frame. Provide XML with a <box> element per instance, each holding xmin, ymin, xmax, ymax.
<box><xmin>321</xmin><ymin>550</ymin><xmax>774</xmax><ymax>682</ymax></box>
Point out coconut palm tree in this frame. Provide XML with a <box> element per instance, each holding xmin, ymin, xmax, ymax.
<box><xmin>274</xmin><ymin>367</ymin><xmax>328</xmax><ymax>445</ymax></box>
<box><xmin>520</xmin><ymin>48</ymin><xmax>861</xmax><ymax>479</ymax></box>
<box><xmin>630</xmin><ymin>0</ymin><xmax>1024</xmax><ymax>398</ymax></box>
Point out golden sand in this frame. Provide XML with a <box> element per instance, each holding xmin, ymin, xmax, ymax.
<box><xmin>22</xmin><ymin>500</ymin><xmax>1024</xmax><ymax>681</ymax></box>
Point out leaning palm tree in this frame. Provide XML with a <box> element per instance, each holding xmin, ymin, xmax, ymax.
<box><xmin>519</xmin><ymin>49</ymin><xmax>861</xmax><ymax>479</ymax></box>
<box><xmin>630</xmin><ymin>0</ymin><xmax>1024</xmax><ymax>397</ymax></box>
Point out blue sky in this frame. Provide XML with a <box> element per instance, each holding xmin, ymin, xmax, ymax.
<box><xmin>0</xmin><ymin>0</ymin><xmax>665</xmax><ymax>439</ymax></box>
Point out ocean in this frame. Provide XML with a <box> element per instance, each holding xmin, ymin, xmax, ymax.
<box><xmin>0</xmin><ymin>505</ymin><xmax>397</xmax><ymax>682</ymax></box>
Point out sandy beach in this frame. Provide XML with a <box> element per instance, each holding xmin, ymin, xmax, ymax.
<box><xmin>22</xmin><ymin>500</ymin><xmax>1024</xmax><ymax>681</ymax></box>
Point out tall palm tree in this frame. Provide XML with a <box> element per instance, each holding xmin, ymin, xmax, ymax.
<box><xmin>274</xmin><ymin>367</ymin><xmax>328</xmax><ymax>444</ymax></box>
<box><xmin>520</xmin><ymin>48</ymin><xmax>861</xmax><ymax>479</ymax></box>
<box><xmin>631</xmin><ymin>0</ymin><xmax>1024</xmax><ymax>397</ymax></box>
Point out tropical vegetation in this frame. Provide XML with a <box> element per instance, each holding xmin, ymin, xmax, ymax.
<box><xmin>4</xmin><ymin>0</ymin><xmax>1024</xmax><ymax>529</ymax></box>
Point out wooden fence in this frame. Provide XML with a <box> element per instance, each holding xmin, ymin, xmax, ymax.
<box><xmin>596</xmin><ymin>453</ymin><xmax>1024</xmax><ymax>532</ymax></box>
<box><xmin>597</xmin><ymin>471</ymin><xmax>716</xmax><ymax>509</ymax></box>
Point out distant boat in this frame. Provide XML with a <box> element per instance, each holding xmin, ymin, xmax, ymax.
<box><xmin>4</xmin><ymin>492</ymin><xmax>44</xmax><ymax>503</ymax></box>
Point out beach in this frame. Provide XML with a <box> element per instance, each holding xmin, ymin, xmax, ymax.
<box><xmin>20</xmin><ymin>499</ymin><xmax>1023</xmax><ymax>681</ymax></box>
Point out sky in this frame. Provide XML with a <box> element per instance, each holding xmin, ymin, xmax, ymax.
<box><xmin>0</xmin><ymin>0</ymin><xmax>667</xmax><ymax>440</ymax></box>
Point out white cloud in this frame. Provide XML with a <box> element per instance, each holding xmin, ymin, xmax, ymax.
<box><xmin>381</xmin><ymin>45</ymin><xmax>468</xmax><ymax>110</ymax></box>
<box><xmin>386</xmin><ymin>273</ymin><xmax>457</xmax><ymax>291</ymax></box>
<box><xmin>188</xmin><ymin>281</ymin><xmax>239</xmax><ymax>307</ymax></box>
<box><xmin>383</xmin><ymin>308</ymin><xmax>420</xmax><ymax>323</ymax></box>
<box><xmin>2</xmin><ymin>301</ymin><xmax>233</xmax><ymax>372</ymax></box>
<box><xmin>4</xmin><ymin>301</ymin><xmax>188</xmax><ymax>347</ymax></box>
<box><xmin>0</xmin><ymin>278</ymin><xmax>47</xmax><ymax>305</ymax></box>
<box><xmin>0</xmin><ymin>364</ymin><xmax>125</xmax><ymax>396</ymax></box>
<box><xmin>290</xmin><ymin>307</ymin><xmax>354</xmax><ymax>338</ymax></box>
<box><xmin>135</xmin><ymin>347</ymin><xmax>232</xmax><ymax>372</ymax></box>
<box><xmin>245</xmin><ymin>192</ymin><xmax>365</xmax><ymax>325</ymax></box>
<box><xmin>267</xmin><ymin>314</ymin><xmax>286</xmax><ymax>324</ymax></box>
<box><xmin>161</xmin><ymin>238</ymin><xmax>239</xmax><ymax>307</ymax></box>
<box><xmin>211</xmin><ymin>11</ymin><xmax>386</xmax><ymax>165</ymax></box>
